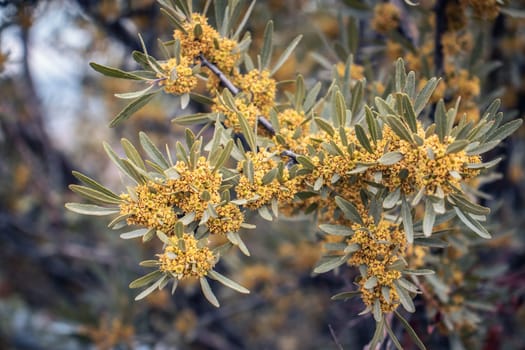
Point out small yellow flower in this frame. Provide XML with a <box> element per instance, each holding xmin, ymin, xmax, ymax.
<box><xmin>158</xmin><ymin>57</ymin><xmax>198</xmax><ymax>95</ymax></box>
<box><xmin>371</xmin><ymin>3</ymin><xmax>401</xmax><ymax>34</ymax></box>
<box><xmin>158</xmin><ymin>234</ymin><xmax>216</xmax><ymax>279</ymax></box>
<box><xmin>236</xmin><ymin>69</ymin><xmax>276</xmax><ymax>115</ymax></box>
<box><xmin>207</xmin><ymin>203</ymin><xmax>244</xmax><ymax>235</ymax></box>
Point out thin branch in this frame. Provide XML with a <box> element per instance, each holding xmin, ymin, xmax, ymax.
<box><xmin>198</xmin><ymin>53</ymin><xmax>240</xmax><ymax>95</ymax></box>
<box><xmin>257</xmin><ymin>115</ymin><xmax>275</xmax><ymax>135</ymax></box>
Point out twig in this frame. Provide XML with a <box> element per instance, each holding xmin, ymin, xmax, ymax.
<box><xmin>257</xmin><ymin>115</ymin><xmax>275</xmax><ymax>135</ymax></box>
<box><xmin>198</xmin><ymin>54</ymin><xmax>240</xmax><ymax>95</ymax></box>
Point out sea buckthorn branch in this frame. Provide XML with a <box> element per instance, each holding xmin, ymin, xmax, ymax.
<box><xmin>66</xmin><ymin>1</ymin><xmax>524</xmax><ymax>348</ymax></box>
<box><xmin>197</xmin><ymin>53</ymin><xmax>240</xmax><ymax>95</ymax></box>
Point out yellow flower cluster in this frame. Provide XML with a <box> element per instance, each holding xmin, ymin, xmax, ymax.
<box><xmin>348</xmin><ymin>216</ymin><xmax>406</xmax><ymax>313</ymax></box>
<box><xmin>157</xmin><ymin>13</ymin><xmax>240</xmax><ymax>96</ymax></box>
<box><xmin>157</xmin><ymin>234</ymin><xmax>216</xmax><ymax>279</ymax></box>
<box><xmin>211</xmin><ymin>95</ymin><xmax>259</xmax><ymax>131</ymax></box>
<box><xmin>236</xmin><ymin>69</ymin><xmax>277</xmax><ymax>116</ymax></box>
<box><xmin>120</xmin><ymin>182</ymin><xmax>177</xmax><ymax>233</ymax></box>
<box><xmin>273</xmin><ymin>109</ymin><xmax>309</xmax><ymax>151</ymax></box>
<box><xmin>236</xmin><ymin>150</ymin><xmax>299</xmax><ymax>209</ymax></box>
<box><xmin>371</xmin><ymin>3</ymin><xmax>401</xmax><ymax>34</ymax></box>
<box><xmin>158</xmin><ymin>57</ymin><xmax>198</xmax><ymax>95</ymax></box>
<box><xmin>336</xmin><ymin>62</ymin><xmax>365</xmax><ymax>81</ymax></box>
<box><xmin>461</xmin><ymin>0</ymin><xmax>500</xmax><ymax>20</ymax></box>
<box><xmin>168</xmin><ymin>156</ymin><xmax>222</xmax><ymax>219</ymax></box>
<box><xmin>207</xmin><ymin>203</ymin><xmax>244</xmax><ymax>235</ymax></box>
<box><xmin>417</xmin><ymin>135</ymin><xmax>480</xmax><ymax>195</ymax></box>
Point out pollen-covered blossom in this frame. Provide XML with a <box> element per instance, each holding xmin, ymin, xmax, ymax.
<box><xmin>235</xmin><ymin>150</ymin><xmax>299</xmax><ymax>209</ymax></box>
<box><xmin>158</xmin><ymin>56</ymin><xmax>198</xmax><ymax>95</ymax></box>
<box><xmin>462</xmin><ymin>0</ymin><xmax>500</xmax><ymax>20</ymax></box>
<box><xmin>272</xmin><ymin>108</ymin><xmax>309</xmax><ymax>152</ymax></box>
<box><xmin>207</xmin><ymin>203</ymin><xmax>244</xmax><ymax>235</ymax></box>
<box><xmin>336</xmin><ymin>62</ymin><xmax>365</xmax><ymax>81</ymax></box>
<box><xmin>119</xmin><ymin>181</ymin><xmax>177</xmax><ymax>233</ymax></box>
<box><xmin>236</xmin><ymin>69</ymin><xmax>276</xmax><ymax>115</ymax></box>
<box><xmin>348</xmin><ymin>216</ymin><xmax>406</xmax><ymax>312</ymax></box>
<box><xmin>157</xmin><ymin>234</ymin><xmax>216</xmax><ymax>279</ymax></box>
<box><xmin>211</xmin><ymin>95</ymin><xmax>260</xmax><ymax>131</ymax></box>
<box><xmin>371</xmin><ymin>3</ymin><xmax>401</xmax><ymax>34</ymax></box>
<box><xmin>168</xmin><ymin>157</ymin><xmax>222</xmax><ymax>219</ymax></box>
<box><xmin>417</xmin><ymin>134</ymin><xmax>481</xmax><ymax>195</ymax></box>
<box><xmin>173</xmin><ymin>13</ymin><xmax>219</xmax><ymax>60</ymax></box>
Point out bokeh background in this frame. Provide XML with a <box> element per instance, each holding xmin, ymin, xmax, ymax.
<box><xmin>1</xmin><ymin>0</ymin><xmax>525</xmax><ymax>349</ymax></box>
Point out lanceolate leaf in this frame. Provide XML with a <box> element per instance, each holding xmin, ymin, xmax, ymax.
<box><xmin>401</xmin><ymin>196</ymin><xmax>414</xmax><ymax>243</ymax></box>
<box><xmin>319</xmin><ymin>224</ymin><xmax>354</xmax><ymax>236</ymax></box>
<box><xmin>65</xmin><ymin>203</ymin><xmax>120</xmax><ymax>216</ymax></box>
<box><xmin>414</xmin><ymin>78</ymin><xmax>439</xmax><ymax>115</ymax></box>
<box><xmin>89</xmin><ymin>62</ymin><xmax>145</xmax><ymax>80</ymax></box>
<box><xmin>72</xmin><ymin>171</ymin><xmax>121</xmax><ymax>200</ymax></box>
<box><xmin>207</xmin><ymin>270</ymin><xmax>250</xmax><ymax>294</ymax></box>
<box><xmin>69</xmin><ymin>185</ymin><xmax>122</xmax><ymax>205</ymax></box>
<box><xmin>109</xmin><ymin>93</ymin><xmax>157</xmax><ymax>127</ymax></box>
<box><xmin>335</xmin><ymin>196</ymin><xmax>364</xmax><ymax>224</ymax></box>
<box><xmin>271</xmin><ymin>34</ymin><xmax>303</xmax><ymax>76</ymax></box>
<box><xmin>139</xmin><ymin>132</ymin><xmax>170</xmax><ymax>170</ymax></box>
<box><xmin>394</xmin><ymin>311</ymin><xmax>427</xmax><ymax>350</ymax></box>
<box><xmin>260</xmin><ymin>21</ymin><xmax>274</xmax><ymax>70</ymax></box>
<box><xmin>200</xmin><ymin>277</ymin><xmax>220</xmax><ymax>307</ymax></box>
<box><xmin>355</xmin><ymin>124</ymin><xmax>374</xmax><ymax>153</ymax></box>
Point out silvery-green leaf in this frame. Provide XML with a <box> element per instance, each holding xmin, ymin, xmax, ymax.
<box><xmin>156</xmin><ymin>230</ymin><xmax>172</xmax><ymax>245</ymax></box>
<box><xmin>319</xmin><ymin>224</ymin><xmax>354</xmax><ymax>236</ymax></box>
<box><xmin>397</xmin><ymin>278</ymin><xmax>419</xmax><ymax>293</ymax></box>
<box><xmin>414</xmin><ymin>77</ymin><xmax>439</xmax><ymax>115</ymax></box>
<box><xmin>139</xmin><ymin>132</ymin><xmax>170</xmax><ymax>169</ymax></box>
<box><xmin>355</xmin><ymin>124</ymin><xmax>374</xmax><ymax>153</ymax></box>
<box><xmin>364</xmin><ymin>276</ymin><xmax>378</xmax><ymax>289</ymax></box>
<box><xmin>382</xmin><ymin>286</ymin><xmax>391</xmax><ymax>303</ymax></box>
<box><xmin>120</xmin><ymin>228</ymin><xmax>150</xmax><ymax>239</ymax></box>
<box><xmin>89</xmin><ymin>62</ymin><xmax>144</xmax><ymax>80</ymax></box>
<box><xmin>403</xmin><ymin>269</ymin><xmax>434</xmax><ymax>276</ymax></box>
<box><xmin>454</xmin><ymin>208</ymin><xmax>491</xmax><ymax>239</ymax></box>
<box><xmin>446</xmin><ymin>140</ymin><xmax>469</xmax><ymax>154</ymax></box>
<box><xmin>378</xmin><ymin>151</ymin><xmax>403</xmax><ymax>165</ymax></box>
<box><xmin>180</xmin><ymin>93</ymin><xmax>190</xmax><ymax>109</ymax></box>
<box><xmin>69</xmin><ymin>185</ymin><xmax>122</xmax><ymax>205</ymax></box>
<box><xmin>448</xmin><ymin>193</ymin><xmax>490</xmax><ymax>215</ymax></box>
<box><xmin>65</xmin><ymin>203</ymin><xmax>120</xmax><ymax>216</ymax></box>
<box><xmin>383</xmin><ymin>187</ymin><xmax>401</xmax><ymax>209</ymax></box>
<box><xmin>401</xmin><ymin>196</ymin><xmax>414</xmax><ymax>243</ymax></box>
<box><xmin>423</xmin><ymin>200</ymin><xmax>435</xmax><ymax>237</ymax></box>
<box><xmin>208</xmin><ymin>270</ymin><xmax>250</xmax><ymax>294</ymax></box>
<box><xmin>487</xmin><ymin>119</ymin><xmax>522</xmax><ymax>142</ymax></box>
<box><xmin>466</xmin><ymin>140</ymin><xmax>499</xmax><ymax>155</ymax></box>
<box><xmin>384</xmin><ymin>319</ymin><xmax>403</xmax><ymax>350</ymax></box>
<box><xmin>314</xmin><ymin>117</ymin><xmax>335</xmax><ymax>137</ymax></box>
<box><xmin>129</xmin><ymin>270</ymin><xmax>163</xmax><ymax>289</ymax></box>
<box><xmin>313</xmin><ymin>255</ymin><xmax>346</xmax><ymax>274</ymax></box>
<box><xmin>335</xmin><ymin>196</ymin><xmax>364</xmax><ymax>224</ymax></box>
<box><xmin>258</xmin><ymin>205</ymin><xmax>273</xmax><ymax>221</ymax></box>
<box><xmin>200</xmin><ymin>277</ymin><xmax>220</xmax><ymax>307</ymax></box>
<box><xmin>394</xmin><ymin>311</ymin><xmax>427</xmax><ymax>350</ymax></box>
<box><xmin>115</xmin><ymin>84</ymin><xmax>156</xmax><ymax>99</ymax></box>
<box><xmin>401</xmin><ymin>94</ymin><xmax>418</xmax><ymax>132</ymax></box>
<box><xmin>135</xmin><ymin>275</ymin><xmax>166</xmax><ymax>301</ymax></box>
<box><xmin>72</xmin><ymin>171</ymin><xmax>120</xmax><ymax>199</ymax></box>
<box><xmin>260</xmin><ymin>20</ymin><xmax>273</xmax><ymax>70</ymax></box>
<box><xmin>271</xmin><ymin>34</ymin><xmax>303</xmax><ymax>76</ymax></box>
<box><xmin>109</xmin><ymin>93</ymin><xmax>156</xmax><ymax>127</ymax></box>
<box><xmin>331</xmin><ymin>290</ymin><xmax>361</xmax><ymax>300</ymax></box>
<box><xmin>385</xmin><ymin>115</ymin><xmax>415</xmax><ymax>144</ymax></box>
<box><xmin>394</xmin><ymin>281</ymin><xmax>415</xmax><ymax>312</ymax></box>
<box><xmin>373</xmin><ymin>299</ymin><xmax>382</xmax><ymax>322</ymax></box>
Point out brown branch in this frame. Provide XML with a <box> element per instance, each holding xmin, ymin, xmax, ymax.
<box><xmin>198</xmin><ymin>54</ymin><xmax>240</xmax><ymax>95</ymax></box>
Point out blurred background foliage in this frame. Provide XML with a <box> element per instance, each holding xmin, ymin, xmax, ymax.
<box><xmin>1</xmin><ymin>0</ymin><xmax>525</xmax><ymax>349</ymax></box>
